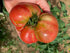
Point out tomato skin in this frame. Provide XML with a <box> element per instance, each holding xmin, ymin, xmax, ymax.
<box><xmin>15</xmin><ymin>26</ymin><xmax>23</xmax><ymax>31</ymax></box>
<box><xmin>19</xmin><ymin>2</ymin><xmax>41</xmax><ymax>16</ymax></box>
<box><xmin>20</xmin><ymin>26</ymin><xmax>37</xmax><ymax>44</ymax></box>
<box><xmin>10</xmin><ymin>5</ymin><xmax>31</xmax><ymax>27</ymax></box>
<box><xmin>39</xmin><ymin>13</ymin><xmax>58</xmax><ymax>26</ymax></box>
<box><xmin>9</xmin><ymin>2</ymin><xmax>41</xmax><ymax>27</ymax></box>
<box><xmin>35</xmin><ymin>13</ymin><xmax>58</xmax><ymax>43</ymax></box>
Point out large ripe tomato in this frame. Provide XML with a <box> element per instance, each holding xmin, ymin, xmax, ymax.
<box><xmin>35</xmin><ymin>13</ymin><xmax>58</xmax><ymax>43</ymax></box>
<box><xmin>9</xmin><ymin>2</ymin><xmax>41</xmax><ymax>28</ymax></box>
<box><xmin>20</xmin><ymin>26</ymin><xmax>37</xmax><ymax>44</ymax></box>
<box><xmin>20</xmin><ymin>13</ymin><xmax>58</xmax><ymax>44</ymax></box>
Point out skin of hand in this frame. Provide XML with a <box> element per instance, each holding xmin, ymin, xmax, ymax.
<box><xmin>4</xmin><ymin>0</ymin><xmax>50</xmax><ymax>13</ymax></box>
<box><xmin>4</xmin><ymin>0</ymin><xmax>50</xmax><ymax>37</ymax></box>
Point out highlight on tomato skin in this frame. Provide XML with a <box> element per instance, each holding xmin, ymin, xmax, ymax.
<box><xmin>20</xmin><ymin>26</ymin><xmax>37</xmax><ymax>44</ymax></box>
<box><xmin>9</xmin><ymin>2</ymin><xmax>41</xmax><ymax>28</ymax></box>
<box><xmin>35</xmin><ymin>13</ymin><xmax>59</xmax><ymax>43</ymax></box>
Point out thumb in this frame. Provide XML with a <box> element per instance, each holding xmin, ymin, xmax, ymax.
<box><xmin>36</xmin><ymin>0</ymin><xmax>50</xmax><ymax>13</ymax></box>
<box><xmin>4</xmin><ymin>0</ymin><xmax>18</xmax><ymax>13</ymax></box>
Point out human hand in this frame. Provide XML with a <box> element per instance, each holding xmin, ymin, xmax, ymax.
<box><xmin>4</xmin><ymin>0</ymin><xmax>50</xmax><ymax>37</ymax></box>
<box><xmin>4</xmin><ymin>0</ymin><xmax>50</xmax><ymax>13</ymax></box>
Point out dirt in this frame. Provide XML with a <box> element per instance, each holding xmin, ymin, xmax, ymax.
<box><xmin>0</xmin><ymin>0</ymin><xmax>70</xmax><ymax>53</ymax></box>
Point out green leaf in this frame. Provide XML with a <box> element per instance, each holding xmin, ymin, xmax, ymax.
<box><xmin>63</xmin><ymin>34</ymin><xmax>70</xmax><ymax>40</ymax></box>
<box><xmin>26</xmin><ymin>13</ymin><xmax>38</xmax><ymax>26</ymax></box>
<box><xmin>56</xmin><ymin>49</ymin><xmax>59</xmax><ymax>53</ymax></box>
<box><xmin>65</xmin><ymin>51</ymin><xmax>68</xmax><ymax>53</ymax></box>
<box><xmin>60</xmin><ymin>1</ymin><xmax>66</xmax><ymax>11</ymax></box>
<box><xmin>58</xmin><ymin>32</ymin><xmax>63</xmax><ymax>36</ymax></box>
<box><xmin>63</xmin><ymin>10</ymin><xmax>68</xmax><ymax>17</ymax></box>
<box><xmin>51</xmin><ymin>6</ymin><xmax>60</xmax><ymax>18</ymax></box>
<box><xmin>38</xmin><ymin>44</ymin><xmax>47</xmax><ymax>52</ymax></box>
<box><xmin>64</xmin><ymin>43</ymin><xmax>70</xmax><ymax>48</ymax></box>
<box><xmin>58</xmin><ymin>19</ymin><xmax>65</xmax><ymax>28</ymax></box>
<box><xmin>2</xmin><ymin>0</ymin><xmax>9</xmax><ymax>16</ymax></box>
<box><xmin>38</xmin><ymin>6</ymin><xmax>43</xmax><ymax>12</ymax></box>
<box><xmin>62</xmin><ymin>27</ymin><xmax>67</xmax><ymax>32</ymax></box>
<box><xmin>60</xmin><ymin>1</ymin><xmax>68</xmax><ymax>17</ymax></box>
<box><xmin>48</xmin><ymin>1</ymin><xmax>51</xmax><ymax>8</ymax></box>
<box><xmin>31</xmin><ymin>52</ymin><xmax>34</xmax><ymax>53</ymax></box>
<box><xmin>66</xmin><ymin>21</ymin><xmax>70</xmax><ymax>27</ymax></box>
<box><xmin>3</xmin><ymin>9</ymin><xmax>9</xmax><ymax>16</ymax></box>
<box><xmin>47</xmin><ymin>47</ymin><xmax>55</xmax><ymax>53</ymax></box>
<box><xmin>60</xmin><ymin>50</ymin><xmax>64</xmax><ymax>53</ymax></box>
<box><xmin>31</xmin><ymin>43</ymin><xmax>36</xmax><ymax>47</ymax></box>
<box><xmin>51</xmin><ymin>6</ymin><xmax>60</xmax><ymax>12</ymax></box>
<box><xmin>57</xmin><ymin>38</ymin><xmax>63</xmax><ymax>43</ymax></box>
<box><xmin>7</xmin><ymin>49</ymin><xmax>12</xmax><ymax>53</ymax></box>
<box><xmin>27</xmin><ymin>44</ymin><xmax>31</xmax><ymax>48</ymax></box>
<box><xmin>27</xmin><ymin>43</ymin><xmax>36</xmax><ymax>48</ymax></box>
<box><xmin>38</xmin><ymin>44</ymin><xmax>47</xmax><ymax>49</ymax></box>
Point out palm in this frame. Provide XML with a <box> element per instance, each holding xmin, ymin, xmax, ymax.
<box><xmin>4</xmin><ymin>0</ymin><xmax>50</xmax><ymax>13</ymax></box>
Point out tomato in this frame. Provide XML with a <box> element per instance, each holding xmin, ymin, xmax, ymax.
<box><xmin>17</xmin><ymin>13</ymin><xmax>58</xmax><ymax>44</ymax></box>
<box><xmin>20</xmin><ymin>26</ymin><xmax>37</xmax><ymax>44</ymax></box>
<box><xmin>10</xmin><ymin>2</ymin><xmax>58</xmax><ymax>44</ymax></box>
<box><xmin>35</xmin><ymin>13</ymin><xmax>58</xmax><ymax>43</ymax></box>
<box><xmin>9</xmin><ymin>2</ymin><xmax>41</xmax><ymax>28</ymax></box>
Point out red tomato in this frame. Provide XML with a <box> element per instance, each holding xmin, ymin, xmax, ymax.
<box><xmin>20</xmin><ymin>26</ymin><xmax>37</xmax><ymax>44</ymax></box>
<box><xmin>9</xmin><ymin>2</ymin><xmax>41</xmax><ymax>28</ymax></box>
<box><xmin>39</xmin><ymin>13</ymin><xmax>58</xmax><ymax>26</ymax></box>
<box><xmin>35</xmin><ymin>13</ymin><xmax>58</xmax><ymax>43</ymax></box>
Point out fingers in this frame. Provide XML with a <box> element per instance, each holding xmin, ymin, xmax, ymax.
<box><xmin>4</xmin><ymin>0</ymin><xmax>11</xmax><ymax>13</ymax></box>
<box><xmin>4</xmin><ymin>0</ymin><xmax>19</xmax><ymax>13</ymax></box>
<box><xmin>36</xmin><ymin>0</ymin><xmax>50</xmax><ymax>13</ymax></box>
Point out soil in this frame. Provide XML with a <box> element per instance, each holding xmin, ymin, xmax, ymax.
<box><xmin>0</xmin><ymin>0</ymin><xmax>70</xmax><ymax>53</ymax></box>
